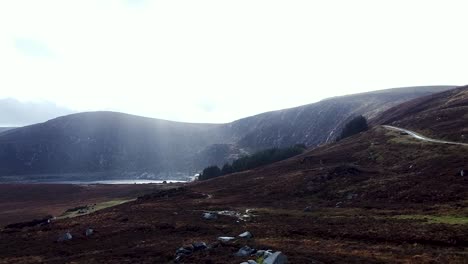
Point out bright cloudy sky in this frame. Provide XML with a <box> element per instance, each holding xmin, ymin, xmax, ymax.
<box><xmin>0</xmin><ymin>0</ymin><xmax>467</xmax><ymax>125</ymax></box>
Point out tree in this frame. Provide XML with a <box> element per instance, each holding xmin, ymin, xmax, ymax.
<box><xmin>337</xmin><ymin>115</ymin><xmax>368</xmax><ymax>141</ymax></box>
<box><xmin>199</xmin><ymin>144</ymin><xmax>307</xmax><ymax>181</ymax></box>
<box><xmin>199</xmin><ymin>165</ymin><xmax>221</xmax><ymax>180</ymax></box>
<box><xmin>221</xmin><ymin>163</ymin><xmax>234</xmax><ymax>175</ymax></box>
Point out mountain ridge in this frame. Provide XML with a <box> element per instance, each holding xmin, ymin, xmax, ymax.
<box><xmin>0</xmin><ymin>85</ymin><xmax>457</xmax><ymax>179</ymax></box>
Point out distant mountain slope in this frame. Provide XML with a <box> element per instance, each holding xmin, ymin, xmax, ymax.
<box><xmin>373</xmin><ymin>85</ymin><xmax>468</xmax><ymax>143</ymax></box>
<box><xmin>0</xmin><ymin>127</ymin><xmax>15</xmax><ymax>134</ymax></box>
<box><xmin>0</xmin><ymin>112</ymin><xmax>223</xmax><ymax>178</ymax></box>
<box><xmin>222</xmin><ymin>85</ymin><xmax>455</xmax><ymax>150</ymax></box>
<box><xmin>0</xmin><ymin>86</ymin><xmax>456</xmax><ymax>179</ymax></box>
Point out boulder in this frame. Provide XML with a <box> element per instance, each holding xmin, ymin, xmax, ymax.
<box><xmin>192</xmin><ymin>241</ymin><xmax>207</xmax><ymax>251</ymax></box>
<box><xmin>218</xmin><ymin>236</ymin><xmax>235</xmax><ymax>242</ymax></box>
<box><xmin>202</xmin><ymin>212</ymin><xmax>218</xmax><ymax>220</ymax></box>
<box><xmin>57</xmin><ymin>232</ymin><xmax>72</xmax><ymax>242</ymax></box>
<box><xmin>234</xmin><ymin>245</ymin><xmax>255</xmax><ymax>257</ymax></box>
<box><xmin>239</xmin><ymin>231</ymin><xmax>253</xmax><ymax>239</ymax></box>
<box><xmin>263</xmin><ymin>251</ymin><xmax>288</xmax><ymax>264</ymax></box>
<box><xmin>176</xmin><ymin>247</ymin><xmax>193</xmax><ymax>256</ymax></box>
<box><xmin>85</xmin><ymin>228</ymin><xmax>94</xmax><ymax>237</ymax></box>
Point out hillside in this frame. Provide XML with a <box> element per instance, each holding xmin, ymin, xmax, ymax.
<box><xmin>1</xmin><ymin>86</ymin><xmax>466</xmax><ymax>263</ymax></box>
<box><xmin>0</xmin><ymin>127</ymin><xmax>15</xmax><ymax>134</ymax></box>
<box><xmin>0</xmin><ymin>112</ymin><xmax>223</xmax><ymax>179</ymax></box>
<box><xmin>0</xmin><ymin>85</ymin><xmax>456</xmax><ymax>179</ymax></box>
<box><xmin>373</xmin><ymin>85</ymin><xmax>468</xmax><ymax>143</ymax></box>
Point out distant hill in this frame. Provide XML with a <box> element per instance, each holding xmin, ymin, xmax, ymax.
<box><xmin>0</xmin><ymin>85</ymin><xmax>456</xmax><ymax>180</ymax></box>
<box><xmin>0</xmin><ymin>127</ymin><xmax>15</xmax><ymax>134</ymax></box>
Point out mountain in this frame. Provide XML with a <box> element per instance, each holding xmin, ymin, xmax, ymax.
<box><xmin>1</xmin><ymin>86</ymin><xmax>466</xmax><ymax>263</ymax></box>
<box><xmin>0</xmin><ymin>127</ymin><xmax>15</xmax><ymax>134</ymax></box>
<box><xmin>0</xmin><ymin>85</ymin><xmax>456</xmax><ymax>180</ymax></box>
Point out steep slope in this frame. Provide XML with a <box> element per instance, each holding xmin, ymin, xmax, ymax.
<box><xmin>372</xmin><ymin>85</ymin><xmax>468</xmax><ymax>143</ymax></box>
<box><xmin>0</xmin><ymin>85</ymin><xmax>456</xmax><ymax>179</ymax></box>
<box><xmin>221</xmin><ymin>85</ymin><xmax>455</xmax><ymax>150</ymax></box>
<box><xmin>1</xmin><ymin>87</ymin><xmax>467</xmax><ymax>263</ymax></box>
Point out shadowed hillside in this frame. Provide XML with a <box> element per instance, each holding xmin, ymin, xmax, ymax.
<box><xmin>373</xmin><ymin>85</ymin><xmax>468</xmax><ymax>143</ymax></box>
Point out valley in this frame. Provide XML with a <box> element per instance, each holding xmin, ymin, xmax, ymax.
<box><xmin>1</xmin><ymin>86</ymin><xmax>467</xmax><ymax>263</ymax></box>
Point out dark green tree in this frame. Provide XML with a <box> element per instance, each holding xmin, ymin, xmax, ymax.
<box><xmin>337</xmin><ymin>115</ymin><xmax>368</xmax><ymax>141</ymax></box>
<box><xmin>221</xmin><ymin>163</ymin><xmax>234</xmax><ymax>175</ymax></box>
<box><xmin>199</xmin><ymin>165</ymin><xmax>221</xmax><ymax>180</ymax></box>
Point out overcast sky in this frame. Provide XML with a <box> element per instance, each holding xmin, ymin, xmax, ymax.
<box><xmin>0</xmin><ymin>0</ymin><xmax>467</xmax><ymax>126</ymax></box>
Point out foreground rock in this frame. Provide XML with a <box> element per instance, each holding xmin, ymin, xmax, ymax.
<box><xmin>263</xmin><ymin>251</ymin><xmax>288</xmax><ymax>264</ymax></box>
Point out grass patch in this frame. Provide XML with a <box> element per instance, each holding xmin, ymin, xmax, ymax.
<box><xmin>394</xmin><ymin>214</ymin><xmax>468</xmax><ymax>225</ymax></box>
<box><xmin>58</xmin><ymin>199</ymin><xmax>135</xmax><ymax>219</ymax></box>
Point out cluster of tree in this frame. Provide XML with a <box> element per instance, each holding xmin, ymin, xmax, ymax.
<box><xmin>337</xmin><ymin>115</ymin><xmax>368</xmax><ymax>141</ymax></box>
<box><xmin>198</xmin><ymin>144</ymin><xmax>307</xmax><ymax>181</ymax></box>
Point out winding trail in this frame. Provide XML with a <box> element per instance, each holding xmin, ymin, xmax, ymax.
<box><xmin>383</xmin><ymin>125</ymin><xmax>468</xmax><ymax>146</ymax></box>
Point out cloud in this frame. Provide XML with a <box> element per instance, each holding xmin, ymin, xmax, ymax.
<box><xmin>0</xmin><ymin>98</ymin><xmax>75</xmax><ymax>126</ymax></box>
<box><xmin>14</xmin><ymin>38</ymin><xmax>53</xmax><ymax>57</ymax></box>
<box><xmin>0</xmin><ymin>1</ymin><xmax>466</xmax><ymax>124</ymax></box>
<box><xmin>124</xmin><ymin>0</ymin><xmax>146</xmax><ymax>8</ymax></box>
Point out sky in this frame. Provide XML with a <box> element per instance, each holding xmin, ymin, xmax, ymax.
<box><xmin>0</xmin><ymin>0</ymin><xmax>467</xmax><ymax>126</ymax></box>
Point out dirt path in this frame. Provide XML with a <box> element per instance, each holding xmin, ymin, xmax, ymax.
<box><xmin>383</xmin><ymin>125</ymin><xmax>468</xmax><ymax>146</ymax></box>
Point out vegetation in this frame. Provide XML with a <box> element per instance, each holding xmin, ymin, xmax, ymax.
<box><xmin>394</xmin><ymin>214</ymin><xmax>468</xmax><ymax>225</ymax></box>
<box><xmin>199</xmin><ymin>144</ymin><xmax>307</xmax><ymax>181</ymax></box>
<box><xmin>337</xmin><ymin>115</ymin><xmax>368</xmax><ymax>141</ymax></box>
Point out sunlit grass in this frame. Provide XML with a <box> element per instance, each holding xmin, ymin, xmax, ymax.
<box><xmin>394</xmin><ymin>214</ymin><xmax>468</xmax><ymax>225</ymax></box>
<box><xmin>58</xmin><ymin>199</ymin><xmax>135</xmax><ymax>219</ymax></box>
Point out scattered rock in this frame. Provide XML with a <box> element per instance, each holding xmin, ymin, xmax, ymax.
<box><xmin>241</xmin><ymin>261</ymin><xmax>258</xmax><ymax>264</ymax></box>
<box><xmin>335</xmin><ymin>201</ymin><xmax>343</xmax><ymax>208</ymax></box>
<box><xmin>176</xmin><ymin>246</ymin><xmax>193</xmax><ymax>256</ymax></box>
<box><xmin>303</xmin><ymin>206</ymin><xmax>312</xmax><ymax>212</ymax></box>
<box><xmin>57</xmin><ymin>232</ymin><xmax>72</xmax><ymax>242</ymax></box>
<box><xmin>218</xmin><ymin>236</ymin><xmax>236</xmax><ymax>242</ymax></box>
<box><xmin>202</xmin><ymin>212</ymin><xmax>218</xmax><ymax>220</ymax></box>
<box><xmin>234</xmin><ymin>245</ymin><xmax>255</xmax><ymax>257</ymax></box>
<box><xmin>192</xmin><ymin>241</ymin><xmax>207</xmax><ymax>251</ymax></box>
<box><xmin>85</xmin><ymin>228</ymin><xmax>94</xmax><ymax>237</ymax></box>
<box><xmin>239</xmin><ymin>231</ymin><xmax>253</xmax><ymax>239</ymax></box>
<box><xmin>263</xmin><ymin>251</ymin><xmax>288</xmax><ymax>264</ymax></box>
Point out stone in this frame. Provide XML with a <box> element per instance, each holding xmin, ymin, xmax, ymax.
<box><xmin>176</xmin><ymin>247</ymin><xmax>193</xmax><ymax>256</ymax></box>
<box><xmin>234</xmin><ymin>245</ymin><xmax>255</xmax><ymax>257</ymax></box>
<box><xmin>57</xmin><ymin>232</ymin><xmax>72</xmax><ymax>242</ymax></box>
<box><xmin>85</xmin><ymin>228</ymin><xmax>94</xmax><ymax>236</ymax></box>
<box><xmin>247</xmin><ymin>260</ymin><xmax>258</xmax><ymax>264</ymax></box>
<box><xmin>192</xmin><ymin>241</ymin><xmax>207</xmax><ymax>251</ymax></box>
<box><xmin>263</xmin><ymin>251</ymin><xmax>288</xmax><ymax>264</ymax></box>
<box><xmin>461</xmin><ymin>170</ymin><xmax>465</xmax><ymax>177</ymax></box>
<box><xmin>303</xmin><ymin>206</ymin><xmax>312</xmax><ymax>212</ymax></box>
<box><xmin>218</xmin><ymin>236</ymin><xmax>235</xmax><ymax>242</ymax></box>
<box><xmin>239</xmin><ymin>231</ymin><xmax>253</xmax><ymax>239</ymax></box>
<box><xmin>202</xmin><ymin>212</ymin><xmax>218</xmax><ymax>220</ymax></box>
